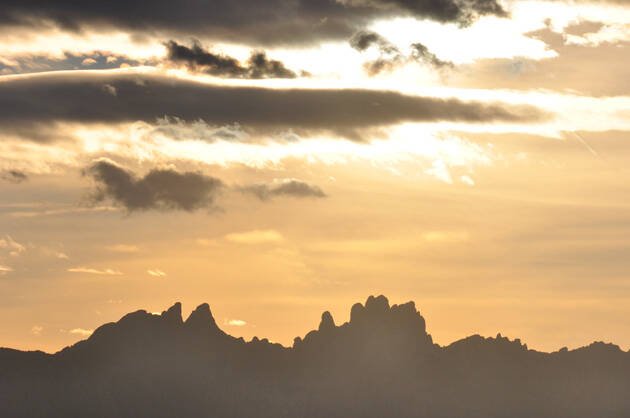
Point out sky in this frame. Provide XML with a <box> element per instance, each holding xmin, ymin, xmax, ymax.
<box><xmin>1</xmin><ymin>0</ymin><xmax>630</xmax><ymax>354</ymax></box>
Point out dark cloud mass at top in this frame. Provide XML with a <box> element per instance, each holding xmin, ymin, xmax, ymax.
<box><xmin>0</xmin><ymin>0</ymin><xmax>508</xmax><ymax>45</ymax></box>
<box><xmin>84</xmin><ymin>160</ymin><xmax>223</xmax><ymax>212</ymax></box>
<box><xmin>0</xmin><ymin>72</ymin><xmax>549</xmax><ymax>142</ymax></box>
<box><xmin>165</xmin><ymin>41</ymin><xmax>297</xmax><ymax>79</ymax></box>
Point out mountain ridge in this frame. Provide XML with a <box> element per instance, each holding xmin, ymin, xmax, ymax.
<box><xmin>2</xmin><ymin>295</ymin><xmax>629</xmax><ymax>418</ymax></box>
<box><xmin>2</xmin><ymin>294</ymin><xmax>627</xmax><ymax>359</ymax></box>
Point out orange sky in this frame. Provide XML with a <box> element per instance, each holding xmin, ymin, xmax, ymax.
<box><xmin>1</xmin><ymin>0</ymin><xmax>630</xmax><ymax>354</ymax></box>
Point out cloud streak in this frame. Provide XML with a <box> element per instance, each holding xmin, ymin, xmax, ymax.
<box><xmin>67</xmin><ymin>267</ymin><xmax>123</xmax><ymax>275</ymax></box>
<box><xmin>0</xmin><ymin>71</ymin><xmax>550</xmax><ymax>142</ymax></box>
<box><xmin>239</xmin><ymin>179</ymin><xmax>327</xmax><ymax>201</ymax></box>
<box><xmin>224</xmin><ymin>230</ymin><xmax>285</xmax><ymax>244</ymax></box>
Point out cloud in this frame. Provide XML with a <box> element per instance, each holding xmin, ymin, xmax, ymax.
<box><xmin>42</xmin><ymin>247</ymin><xmax>69</xmax><ymax>259</ymax></box>
<box><xmin>239</xmin><ymin>179</ymin><xmax>327</xmax><ymax>201</ymax></box>
<box><xmin>165</xmin><ymin>40</ymin><xmax>297</xmax><ymax>79</ymax></box>
<box><xmin>410</xmin><ymin>43</ymin><xmax>454</xmax><ymax>69</ymax></box>
<box><xmin>83</xmin><ymin>159</ymin><xmax>224</xmax><ymax>212</ymax></box>
<box><xmin>350</xmin><ymin>31</ymin><xmax>453</xmax><ymax>75</ymax></box>
<box><xmin>0</xmin><ymin>0</ymin><xmax>508</xmax><ymax>46</ymax></box>
<box><xmin>461</xmin><ymin>175</ymin><xmax>475</xmax><ymax>185</ymax></box>
<box><xmin>7</xmin><ymin>205</ymin><xmax>118</xmax><ymax>218</ymax></box>
<box><xmin>0</xmin><ymin>265</ymin><xmax>13</xmax><ymax>274</ymax></box>
<box><xmin>421</xmin><ymin>231</ymin><xmax>470</xmax><ymax>243</ymax></box>
<box><xmin>0</xmin><ymin>235</ymin><xmax>26</xmax><ymax>256</ymax></box>
<box><xmin>0</xmin><ymin>170</ymin><xmax>28</xmax><ymax>183</ymax></box>
<box><xmin>147</xmin><ymin>269</ymin><xmax>167</xmax><ymax>277</ymax></box>
<box><xmin>350</xmin><ymin>31</ymin><xmax>398</xmax><ymax>54</ymax></box>
<box><xmin>0</xmin><ymin>71</ymin><xmax>550</xmax><ymax>143</ymax></box>
<box><xmin>106</xmin><ymin>244</ymin><xmax>140</xmax><ymax>253</ymax></box>
<box><xmin>0</xmin><ymin>51</ymin><xmax>143</xmax><ymax>76</ymax></box>
<box><xmin>425</xmin><ymin>159</ymin><xmax>453</xmax><ymax>183</ymax></box>
<box><xmin>196</xmin><ymin>238</ymin><xmax>219</xmax><ymax>247</ymax></box>
<box><xmin>30</xmin><ymin>325</ymin><xmax>43</xmax><ymax>336</ymax></box>
<box><xmin>226</xmin><ymin>319</ymin><xmax>247</xmax><ymax>326</ymax></box>
<box><xmin>225</xmin><ymin>230</ymin><xmax>285</xmax><ymax>244</ymax></box>
<box><xmin>350</xmin><ymin>30</ymin><xmax>405</xmax><ymax>75</ymax></box>
<box><xmin>67</xmin><ymin>267</ymin><xmax>123</xmax><ymax>275</ymax></box>
<box><xmin>69</xmin><ymin>328</ymin><xmax>93</xmax><ymax>337</ymax></box>
<box><xmin>453</xmin><ymin>28</ymin><xmax>630</xmax><ymax>97</ymax></box>
<box><xmin>151</xmin><ymin>117</ymin><xmax>250</xmax><ymax>144</ymax></box>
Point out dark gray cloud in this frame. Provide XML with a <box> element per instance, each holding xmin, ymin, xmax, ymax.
<box><xmin>83</xmin><ymin>159</ymin><xmax>223</xmax><ymax>212</ymax></box>
<box><xmin>345</xmin><ymin>0</ymin><xmax>508</xmax><ymax>27</ymax></box>
<box><xmin>350</xmin><ymin>31</ymin><xmax>398</xmax><ymax>54</ymax></box>
<box><xmin>239</xmin><ymin>180</ymin><xmax>327</xmax><ymax>201</ymax></box>
<box><xmin>0</xmin><ymin>0</ymin><xmax>507</xmax><ymax>46</ymax></box>
<box><xmin>0</xmin><ymin>71</ymin><xmax>550</xmax><ymax>142</ymax></box>
<box><xmin>350</xmin><ymin>30</ymin><xmax>405</xmax><ymax>75</ymax></box>
<box><xmin>165</xmin><ymin>40</ymin><xmax>297</xmax><ymax>79</ymax></box>
<box><xmin>350</xmin><ymin>31</ymin><xmax>454</xmax><ymax>75</ymax></box>
<box><xmin>410</xmin><ymin>42</ymin><xmax>454</xmax><ymax>69</ymax></box>
<box><xmin>0</xmin><ymin>170</ymin><xmax>28</xmax><ymax>184</ymax></box>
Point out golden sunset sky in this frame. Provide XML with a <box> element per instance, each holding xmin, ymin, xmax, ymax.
<box><xmin>1</xmin><ymin>0</ymin><xmax>629</xmax><ymax>353</ymax></box>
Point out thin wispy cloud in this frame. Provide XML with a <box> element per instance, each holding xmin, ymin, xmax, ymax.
<box><xmin>67</xmin><ymin>267</ymin><xmax>123</xmax><ymax>275</ymax></box>
<box><xmin>8</xmin><ymin>205</ymin><xmax>118</xmax><ymax>218</ymax></box>
<box><xmin>69</xmin><ymin>328</ymin><xmax>93</xmax><ymax>337</ymax></box>
<box><xmin>147</xmin><ymin>269</ymin><xmax>167</xmax><ymax>277</ymax></box>
<box><xmin>224</xmin><ymin>230</ymin><xmax>285</xmax><ymax>244</ymax></box>
<box><xmin>42</xmin><ymin>247</ymin><xmax>69</xmax><ymax>259</ymax></box>
<box><xmin>106</xmin><ymin>244</ymin><xmax>140</xmax><ymax>253</ymax></box>
<box><xmin>0</xmin><ymin>235</ymin><xmax>26</xmax><ymax>256</ymax></box>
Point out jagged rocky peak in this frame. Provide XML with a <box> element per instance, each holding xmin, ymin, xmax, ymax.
<box><xmin>350</xmin><ymin>295</ymin><xmax>406</xmax><ymax>322</ymax></box>
<box><xmin>347</xmin><ymin>295</ymin><xmax>430</xmax><ymax>340</ymax></box>
<box><xmin>184</xmin><ymin>303</ymin><xmax>219</xmax><ymax>331</ymax></box>
<box><xmin>318</xmin><ymin>311</ymin><xmax>336</xmax><ymax>332</ymax></box>
<box><xmin>161</xmin><ymin>302</ymin><xmax>183</xmax><ymax>325</ymax></box>
<box><xmin>365</xmin><ymin>295</ymin><xmax>390</xmax><ymax>313</ymax></box>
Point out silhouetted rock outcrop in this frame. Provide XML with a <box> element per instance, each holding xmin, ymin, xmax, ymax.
<box><xmin>161</xmin><ymin>302</ymin><xmax>183</xmax><ymax>325</ymax></box>
<box><xmin>318</xmin><ymin>311</ymin><xmax>335</xmax><ymax>332</ymax></box>
<box><xmin>1</xmin><ymin>295</ymin><xmax>629</xmax><ymax>418</ymax></box>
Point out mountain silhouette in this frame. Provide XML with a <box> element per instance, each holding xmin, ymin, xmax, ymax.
<box><xmin>2</xmin><ymin>295</ymin><xmax>629</xmax><ymax>417</ymax></box>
